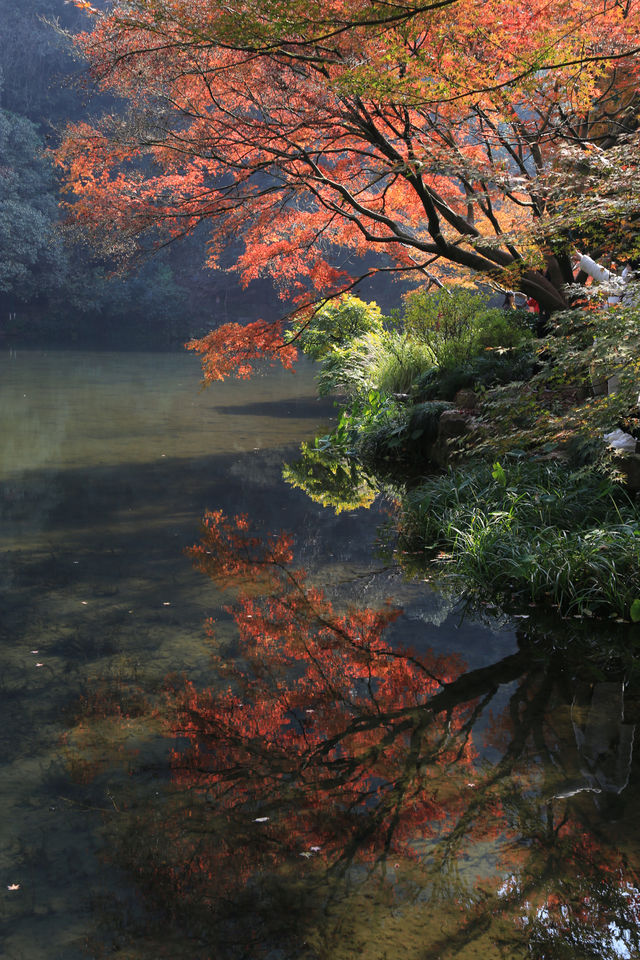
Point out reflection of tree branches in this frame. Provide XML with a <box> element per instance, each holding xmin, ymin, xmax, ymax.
<box><xmin>433</xmin><ymin>662</ymin><xmax>556</xmax><ymax>871</ymax></box>
<box><xmin>69</xmin><ymin>512</ymin><xmax>640</xmax><ymax>958</ymax></box>
<box><xmin>306</xmin><ymin>649</ymin><xmax>526</xmax><ymax>766</ymax></box>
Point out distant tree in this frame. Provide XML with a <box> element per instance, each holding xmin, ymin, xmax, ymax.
<box><xmin>0</xmin><ymin>0</ymin><xmax>86</xmax><ymax>126</ymax></box>
<box><xmin>0</xmin><ymin>109</ymin><xmax>69</xmax><ymax>302</ymax></box>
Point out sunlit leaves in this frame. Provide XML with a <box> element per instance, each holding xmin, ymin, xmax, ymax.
<box><xmin>187</xmin><ymin>318</ymin><xmax>297</xmax><ymax>380</ymax></box>
<box><xmin>56</xmin><ymin>0</ymin><xmax>640</xmax><ymax>372</ymax></box>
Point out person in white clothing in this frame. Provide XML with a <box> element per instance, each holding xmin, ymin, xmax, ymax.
<box><xmin>575</xmin><ymin>251</ymin><xmax>637</xmax><ymax>397</ymax></box>
<box><xmin>577</xmin><ymin>253</ymin><xmax>630</xmax><ymax>306</ymax></box>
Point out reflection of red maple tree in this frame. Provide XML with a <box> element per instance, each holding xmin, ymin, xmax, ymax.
<box><xmin>63</xmin><ymin>511</ymin><xmax>640</xmax><ymax>956</ymax></box>
<box><xmin>155</xmin><ymin>514</ymin><xmax>639</xmax><ymax>954</ymax></box>
<box><xmin>175</xmin><ymin>510</ymin><xmax>474</xmax><ymax>874</ymax></box>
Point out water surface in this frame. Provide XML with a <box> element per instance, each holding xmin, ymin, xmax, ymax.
<box><xmin>1</xmin><ymin>350</ymin><xmax>638</xmax><ymax>960</ymax></box>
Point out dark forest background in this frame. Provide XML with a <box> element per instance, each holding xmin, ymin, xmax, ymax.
<box><xmin>0</xmin><ymin>0</ymin><xmax>286</xmax><ymax>348</ymax></box>
<box><xmin>0</xmin><ymin>0</ymin><xmax>397</xmax><ymax>349</ymax></box>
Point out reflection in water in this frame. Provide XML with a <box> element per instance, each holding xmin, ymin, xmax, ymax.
<box><xmin>69</xmin><ymin>512</ymin><xmax>640</xmax><ymax>959</ymax></box>
<box><xmin>0</xmin><ymin>350</ymin><xmax>352</xmax><ymax>959</ymax></box>
<box><xmin>283</xmin><ymin>441</ymin><xmax>378</xmax><ymax>513</ymax></box>
<box><xmin>4</xmin><ymin>351</ymin><xmax>640</xmax><ymax>958</ymax></box>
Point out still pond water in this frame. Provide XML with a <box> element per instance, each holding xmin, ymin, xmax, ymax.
<box><xmin>1</xmin><ymin>350</ymin><xmax>640</xmax><ymax>959</ymax></box>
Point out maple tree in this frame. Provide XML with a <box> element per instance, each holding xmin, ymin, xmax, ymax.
<box><xmin>57</xmin><ymin>0</ymin><xmax>640</xmax><ymax>378</ymax></box>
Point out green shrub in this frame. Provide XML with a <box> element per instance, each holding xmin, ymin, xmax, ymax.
<box><xmin>470</xmin><ymin>349</ymin><xmax>537</xmax><ymax>385</ymax></box>
<box><xmin>412</xmin><ymin>366</ymin><xmax>475</xmax><ymax>402</ymax></box>
<box><xmin>471</xmin><ymin>307</ymin><xmax>533</xmax><ymax>351</ymax></box>
<box><xmin>402</xmin><ymin>287</ymin><xmax>490</xmax><ymax>366</ymax></box>
<box><xmin>402</xmin><ymin>287</ymin><xmax>534</xmax><ymax>371</ymax></box>
<box><xmin>289</xmin><ymin>295</ymin><xmax>386</xmax><ymax>360</ymax></box>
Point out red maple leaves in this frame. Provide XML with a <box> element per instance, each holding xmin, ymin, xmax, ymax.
<box><xmin>57</xmin><ymin>0</ymin><xmax>640</xmax><ymax>377</ymax></box>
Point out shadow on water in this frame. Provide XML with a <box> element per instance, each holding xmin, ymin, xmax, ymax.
<box><xmin>213</xmin><ymin>398</ymin><xmax>339</xmax><ymax>419</ymax></box>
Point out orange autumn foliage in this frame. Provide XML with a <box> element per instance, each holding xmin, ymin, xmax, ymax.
<box><xmin>58</xmin><ymin>0</ymin><xmax>640</xmax><ymax>379</ymax></box>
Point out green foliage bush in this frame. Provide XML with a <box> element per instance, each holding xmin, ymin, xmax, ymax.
<box><xmin>290</xmin><ymin>295</ymin><xmax>386</xmax><ymax>360</ymax></box>
<box><xmin>302</xmin><ymin>288</ymin><xmax>537</xmax><ymax>407</ymax></box>
<box><xmin>402</xmin><ymin>287</ymin><xmax>533</xmax><ymax>372</ymax></box>
<box><xmin>471</xmin><ymin>307</ymin><xmax>533</xmax><ymax>351</ymax></box>
<box><xmin>403</xmin><ymin>287</ymin><xmax>487</xmax><ymax>363</ymax></box>
<box><xmin>317</xmin><ymin>329</ymin><xmax>435</xmax><ymax>398</ymax></box>
<box><xmin>472</xmin><ymin>301</ymin><xmax>640</xmax><ymax>467</ymax></box>
<box><xmin>293</xmin><ymin>388</ymin><xmax>451</xmax><ymax>482</ymax></box>
<box><xmin>412</xmin><ymin>346</ymin><xmax>537</xmax><ymax>401</ymax></box>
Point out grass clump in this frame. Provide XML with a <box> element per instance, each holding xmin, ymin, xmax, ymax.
<box><xmin>317</xmin><ymin>330</ymin><xmax>435</xmax><ymax>398</ymax></box>
<box><xmin>397</xmin><ymin>458</ymin><xmax>640</xmax><ymax>619</ymax></box>
<box><xmin>374</xmin><ymin>333</ymin><xmax>437</xmax><ymax>396</ymax></box>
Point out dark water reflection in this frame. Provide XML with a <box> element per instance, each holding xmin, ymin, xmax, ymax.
<box><xmin>2</xmin><ymin>351</ymin><xmax>639</xmax><ymax>959</ymax></box>
<box><xmin>82</xmin><ymin>519</ymin><xmax>640</xmax><ymax>960</ymax></box>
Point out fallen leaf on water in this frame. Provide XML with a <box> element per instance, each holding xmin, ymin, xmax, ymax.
<box><xmin>7</xmin><ymin>884</ymin><xmax>20</xmax><ymax>891</ymax></box>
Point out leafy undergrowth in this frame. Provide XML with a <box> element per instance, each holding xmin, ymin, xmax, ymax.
<box><xmin>395</xmin><ymin>458</ymin><xmax>640</xmax><ymax>620</ymax></box>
